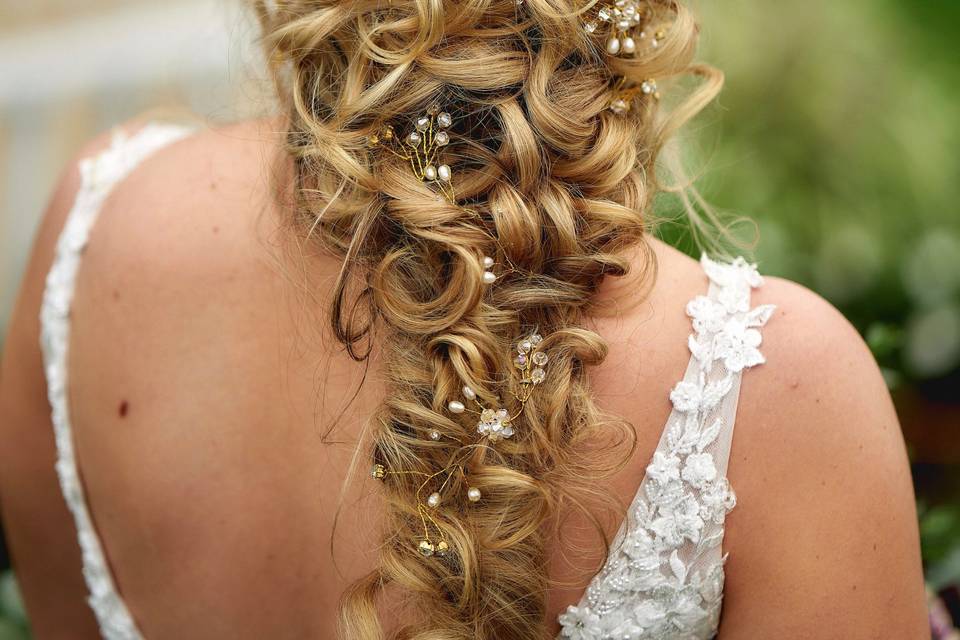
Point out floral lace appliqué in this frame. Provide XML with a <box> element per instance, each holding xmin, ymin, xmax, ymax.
<box><xmin>39</xmin><ymin>123</ymin><xmax>194</xmax><ymax>640</ymax></box>
<box><xmin>558</xmin><ymin>254</ymin><xmax>775</xmax><ymax>640</ymax></box>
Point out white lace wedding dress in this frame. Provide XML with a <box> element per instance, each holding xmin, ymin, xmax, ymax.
<box><xmin>39</xmin><ymin>123</ymin><xmax>774</xmax><ymax>640</ymax></box>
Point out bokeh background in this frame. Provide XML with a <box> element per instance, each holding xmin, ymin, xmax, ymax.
<box><xmin>0</xmin><ymin>0</ymin><xmax>958</xmax><ymax>637</ymax></box>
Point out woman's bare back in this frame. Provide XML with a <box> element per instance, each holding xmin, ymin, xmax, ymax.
<box><xmin>0</xmin><ymin>119</ymin><xmax>929</xmax><ymax>638</ymax></box>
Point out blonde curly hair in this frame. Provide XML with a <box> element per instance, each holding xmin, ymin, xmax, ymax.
<box><xmin>254</xmin><ymin>1</ymin><xmax>721</xmax><ymax>637</ymax></box>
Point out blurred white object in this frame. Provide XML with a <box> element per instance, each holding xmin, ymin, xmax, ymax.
<box><xmin>904</xmin><ymin>303</ymin><xmax>960</xmax><ymax>378</ymax></box>
<box><xmin>0</xmin><ymin>0</ymin><xmax>267</xmax><ymax>337</ymax></box>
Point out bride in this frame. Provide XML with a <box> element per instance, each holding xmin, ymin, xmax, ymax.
<box><xmin>0</xmin><ymin>1</ymin><xmax>929</xmax><ymax>638</ymax></box>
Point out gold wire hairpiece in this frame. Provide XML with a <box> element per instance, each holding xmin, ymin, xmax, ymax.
<box><xmin>367</xmin><ymin>105</ymin><xmax>457</xmax><ymax>204</ymax></box>
<box><xmin>609</xmin><ymin>77</ymin><xmax>660</xmax><ymax>114</ymax></box>
<box><xmin>371</xmin><ymin>329</ymin><xmax>551</xmax><ymax>558</ymax></box>
<box><xmin>579</xmin><ymin>1</ymin><xmax>669</xmax><ymax>113</ymax></box>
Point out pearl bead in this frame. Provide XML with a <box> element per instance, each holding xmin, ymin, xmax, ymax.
<box><xmin>482</xmin><ymin>255</ymin><xmax>495</xmax><ymax>268</ymax></box>
<box><xmin>606</xmin><ymin>37</ymin><xmax>621</xmax><ymax>55</ymax></box>
<box><xmin>448</xmin><ymin>400</ymin><xmax>465</xmax><ymax>414</ymax></box>
<box><xmin>424</xmin><ymin>165</ymin><xmax>437</xmax><ymax>181</ymax></box>
<box><xmin>427</xmin><ymin>492</ymin><xmax>441</xmax><ymax>508</ymax></box>
<box><xmin>467</xmin><ymin>487</ymin><xmax>482</xmax><ymax>502</ymax></box>
<box><xmin>429</xmin><ymin>429</ymin><xmax>441</xmax><ymax>441</ymax></box>
<box><xmin>462</xmin><ymin>385</ymin><xmax>476</xmax><ymax>400</ymax></box>
<box><xmin>482</xmin><ymin>271</ymin><xmax>496</xmax><ymax>284</ymax></box>
<box><xmin>621</xmin><ymin>36</ymin><xmax>636</xmax><ymax>54</ymax></box>
<box><xmin>437</xmin><ymin>164</ymin><xmax>451</xmax><ymax>182</ymax></box>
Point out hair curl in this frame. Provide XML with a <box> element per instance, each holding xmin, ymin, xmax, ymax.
<box><xmin>254</xmin><ymin>1</ymin><xmax>721</xmax><ymax>637</ymax></box>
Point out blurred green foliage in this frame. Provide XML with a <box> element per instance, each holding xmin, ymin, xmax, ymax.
<box><xmin>663</xmin><ymin>0</ymin><xmax>960</xmax><ymax>387</ymax></box>
<box><xmin>0</xmin><ymin>572</ymin><xmax>28</xmax><ymax>640</ymax></box>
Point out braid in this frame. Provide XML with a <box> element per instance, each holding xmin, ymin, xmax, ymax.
<box><xmin>255</xmin><ymin>0</ymin><xmax>719</xmax><ymax>637</ymax></box>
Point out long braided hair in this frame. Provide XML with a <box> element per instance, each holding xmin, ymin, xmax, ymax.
<box><xmin>254</xmin><ymin>1</ymin><xmax>720</xmax><ymax>636</ymax></box>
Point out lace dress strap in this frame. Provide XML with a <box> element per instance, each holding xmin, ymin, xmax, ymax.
<box><xmin>39</xmin><ymin>122</ymin><xmax>195</xmax><ymax>640</ymax></box>
<box><xmin>558</xmin><ymin>255</ymin><xmax>775</xmax><ymax>640</ymax></box>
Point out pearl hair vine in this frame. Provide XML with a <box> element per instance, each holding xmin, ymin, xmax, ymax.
<box><xmin>371</xmin><ymin>328</ymin><xmax>552</xmax><ymax>559</ymax></box>
<box><xmin>367</xmin><ymin>105</ymin><xmax>456</xmax><ymax>204</ymax></box>
<box><xmin>583</xmin><ymin>0</ymin><xmax>666</xmax><ymax>55</ymax></box>
<box><xmin>580</xmin><ymin>0</ymin><xmax>668</xmax><ymax>113</ymax></box>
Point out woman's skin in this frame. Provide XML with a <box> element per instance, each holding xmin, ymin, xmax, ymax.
<box><xmin>0</xmin><ymin>118</ymin><xmax>929</xmax><ymax>639</ymax></box>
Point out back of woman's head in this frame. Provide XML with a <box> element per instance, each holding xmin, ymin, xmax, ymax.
<box><xmin>254</xmin><ymin>1</ymin><xmax>719</xmax><ymax>637</ymax></box>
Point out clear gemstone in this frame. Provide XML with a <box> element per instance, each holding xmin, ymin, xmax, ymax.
<box><xmin>416</xmin><ymin>115</ymin><xmax>430</xmax><ymax>131</ymax></box>
<box><xmin>437</xmin><ymin>112</ymin><xmax>453</xmax><ymax>128</ymax></box>
<box><xmin>532</xmin><ymin>351</ymin><xmax>548</xmax><ymax>366</ymax></box>
<box><xmin>531</xmin><ymin>368</ymin><xmax>546</xmax><ymax>383</ymax></box>
<box><xmin>435</xmin><ymin>131</ymin><xmax>449</xmax><ymax>146</ymax></box>
<box><xmin>407</xmin><ymin>131</ymin><xmax>421</xmax><ymax>145</ymax></box>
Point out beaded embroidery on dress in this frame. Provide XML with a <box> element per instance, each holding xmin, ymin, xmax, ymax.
<box><xmin>557</xmin><ymin>255</ymin><xmax>775</xmax><ymax>640</ymax></box>
<box><xmin>39</xmin><ymin>122</ymin><xmax>194</xmax><ymax>640</ymax></box>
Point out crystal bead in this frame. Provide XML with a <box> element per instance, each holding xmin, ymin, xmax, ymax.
<box><xmin>514</xmin><ymin>354</ymin><xmax>527</xmax><ymax>368</ymax></box>
<box><xmin>610</xmin><ymin>98</ymin><xmax>629</xmax><ymax>114</ymax></box>
<box><xmin>429</xmin><ymin>429</ymin><xmax>441</xmax><ymax>441</ymax></box>
<box><xmin>407</xmin><ymin>131</ymin><xmax>421</xmax><ymax>145</ymax></box>
<box><xmin>531</xmin><ymin>368</ymin><xmax>546</xmax><ymax>383</ymax></box>
<box><xmin>532</xmin><ymin>351</ymin><xmax>548</xmax><ymax>366</ymax></box>
<box><xmin>416</xmin><ymin>115</ymin><xmax>430</xmax><ymax>131</ymax></box>
<box><xmin>480</xmin><ymin>408</ymin><xmax>497</xmax><ymax>423</ymax></box>
<box><xmin>529</xmin><ymin>333</ymin><xmax>543</xmax><ymax>345</ymax></box>
<box><xmin>435</xmin><ymin>131</ymin><xmax>449</xmax><ymax>146</ymax></box>
<box><xmin>519</xmin><ymin>339</ymin><xmax>532</xmax><ymax>353</ymax></box>
<box><xmin>437</xmin><ymin>112</ymin><xmax>452</xmax><ymax>128</ymax></box>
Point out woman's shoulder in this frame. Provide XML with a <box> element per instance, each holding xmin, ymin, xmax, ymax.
<box><xmin>715</xmin><ymin>270</ymin><xmax>928</xmax><ymax>635</ymax></box>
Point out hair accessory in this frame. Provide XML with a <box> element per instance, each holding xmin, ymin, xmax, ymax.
<box><xmin>372</xmin><ymin>330</ymin><xmax>550</xmax><ymax>559</ymax></box>
<box><xmin>584</xmin><ymin>1</ymin><xmax>667</xmax><ymax>56</ymax></box>
<box><xmin>609</xmin><ymin>77</ymin><xmax>660</xmax><ymax>113</ymax></box>
<box><xmin>367</xmin><ymin>105</ymin><xmax>456</xmax><ymax>204</ymax></box>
